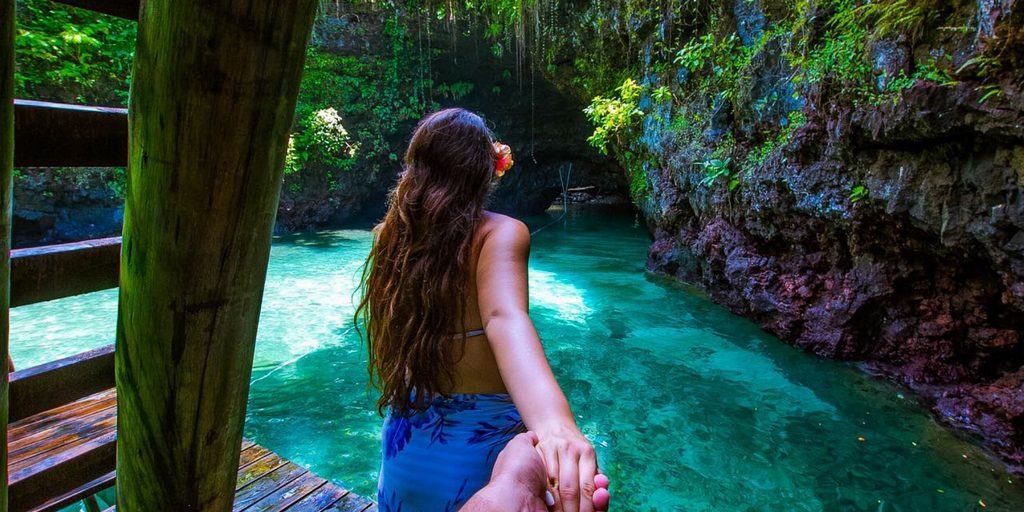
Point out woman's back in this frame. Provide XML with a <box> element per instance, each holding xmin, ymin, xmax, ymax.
<box><xmin>376</xmin><ymin>211</ymin><xmax>529</xmax><ymax>512</ymax></box>
<box><xmin>448</xmin><ymin>211</ymin><xmax>521</xmax><ymax>395</ymax></box>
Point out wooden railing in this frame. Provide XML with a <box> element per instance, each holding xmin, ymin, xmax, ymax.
<box><xmin>7</xmin><ymin>348</ymin><xmax>118</xmax><ymax>512</ymax></box>
<box><xmin>10</xmin><ymin>238</ymin><xmax>121</xmax><ymax>307</ymax></box>
<box><xmin>51</xmin><ymin>0</ymin><xmax>138</xmax><ymax>20</ymax></box>
<box><xmin>6</xmin><ymin>2</ymin><xmax>139</xmax><ymax>510</ymax></box>
<box><xmin>9</xmin><ymin>346</ymin><xmax>116</xmax><ymax>423</ymax></box>
<box><xmin>13</xmin><ymin>100</ymin><xmax>127</xmax><ymax>168</ymax></box>
<box><xmin>7</xmin><ymin>0</ymin><xmax>327</xmax><ymax>509</ymax></box>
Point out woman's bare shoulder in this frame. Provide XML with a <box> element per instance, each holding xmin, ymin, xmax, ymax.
<box><xmin>479</xmin><ymin>211</ymin><xmax>530</xmax><ymax>250</ymax></box>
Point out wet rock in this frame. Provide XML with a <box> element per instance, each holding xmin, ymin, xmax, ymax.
<box><xmin>734</xmin><ymin>0</ymin><xmax>765</xmax><ymax>46</ymax></box>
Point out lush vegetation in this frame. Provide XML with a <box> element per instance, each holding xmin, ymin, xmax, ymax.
<box><xmin>12</xmin><ymin>0</ymin><xmax>1012</xmax><ymax>209</ymax></box>
<box><xmin>12</xmin><ymin>0</ymin><xmax>423</xmax><ymax>195</ymax></box>
<box><xmin>12</xmin><ymin>0</ymin><xmax>498</xmax><ymax>196</ymax></box>
<box><xmin>14</xmin><ymin>0</ymin><xmax>135</xmax><ymax>105</ymax></box>
<box><xmin>415</xmin><ymin>0</ymin><xmax>1002</xmax><ymax>204</ymax></box>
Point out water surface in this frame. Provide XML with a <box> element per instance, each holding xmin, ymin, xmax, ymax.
<box><xmin>11</xmin><ymin>206</ymin><xmax>1022</xmax><ymax>511</ymax></box>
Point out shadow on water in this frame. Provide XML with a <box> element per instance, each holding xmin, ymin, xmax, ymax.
<box><xmin>273</xmin><ymin>230</ymin><xmax>368</xmax><ymax>250</ymax></box>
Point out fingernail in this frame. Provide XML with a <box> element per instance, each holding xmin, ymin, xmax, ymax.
<box><xmin>545</xmin><ymin>490</ymin><xmax>556</xmax><ymax>506</ymax></box>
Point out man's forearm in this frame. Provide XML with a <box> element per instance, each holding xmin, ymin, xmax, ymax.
<box><xmin>460</xmin><ymin>481</ymin><xmax>544</xmax><ymax>512</ymax></box>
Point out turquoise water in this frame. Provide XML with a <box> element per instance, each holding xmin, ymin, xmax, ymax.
<box><xmin>11</xmin><ymin>206</ymin><xmax>1023</xmax><ymax>511</ymax></box>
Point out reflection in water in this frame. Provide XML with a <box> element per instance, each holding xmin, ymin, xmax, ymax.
<box><xmin>10</xmin><ymin>206</ymin><xmax>1024</xmax><ymax>511</ymax></box>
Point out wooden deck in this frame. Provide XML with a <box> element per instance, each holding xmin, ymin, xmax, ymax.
<box><xmin>8</xmin><ymin>363</ymin><xmax>377</xmax><ymax>512</ymax></box>
<box><xmin>228</xmin><ymin>441</ymin><xmax>376</xmax><ymax>512</ymax></box>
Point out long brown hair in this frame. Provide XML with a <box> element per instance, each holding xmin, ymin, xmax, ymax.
<box><xmin>355</xmin><ymin>108</ymin><xmax>498</xmax><ymax>416</ymax></box>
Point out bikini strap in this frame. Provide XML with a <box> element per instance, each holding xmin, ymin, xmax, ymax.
<box><xmin>452</xmin><ymin>328</ymin><xmax>486</xmax><ymax>339</ymax></box>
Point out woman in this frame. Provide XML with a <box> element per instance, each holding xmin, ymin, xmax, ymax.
<box><xmin>355</xmin><ymin>108</ymin><xmax>604</xmax><ymax>512</ymax></box>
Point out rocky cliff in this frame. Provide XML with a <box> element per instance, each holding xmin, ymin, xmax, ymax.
<box><xmin>541</xmin><ymin>0</ymin><xmax>1024</xmax><ymax>469</ymax></box>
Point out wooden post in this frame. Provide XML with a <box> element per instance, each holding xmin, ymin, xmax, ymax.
<box><xmin>115</xmin><ymin>1</ymin><xmax>317</xmax><ymax>510</ymax></box>
<box><xmin>1</xmin><ymin>0</ymin><xmax>15</xmax><ymax>509</ymax></box>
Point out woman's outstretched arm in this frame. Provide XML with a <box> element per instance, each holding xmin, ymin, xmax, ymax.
<box><xmin>476</xmin><ymin>217</ymin><xmax>599</xmax><ymax>512</ymax></box>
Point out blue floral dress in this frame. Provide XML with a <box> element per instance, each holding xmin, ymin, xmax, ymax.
<box><xmin>377</xmin><ymin>393</ymin><xmax>526</xmax><ymax>512</ymax></box>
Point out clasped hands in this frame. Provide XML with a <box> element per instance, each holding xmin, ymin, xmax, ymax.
<box><xmin>462</xmin><ymin>432</ymin><xmax>610</xmax><ymax>512</ymax></box>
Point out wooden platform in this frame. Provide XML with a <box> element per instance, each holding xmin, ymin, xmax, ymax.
<box><xmin>228</xmin><ymin>441</ymin><xmax>376</xmax><ymax>512</ymax></box>
<box><xmin>7</xmin><ymin>354</ymin><xmax>377</xmax><ymax>512</ymax></box>
<box><xmin>96</xmin><ymin>437</ymin><xmax>379</xmax><ymax>512</ymax></box>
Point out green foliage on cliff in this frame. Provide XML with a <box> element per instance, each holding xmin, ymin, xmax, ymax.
<box><xmin>583</xmin><ymin>78</ymin><xmax>644</xmax><ymax>155</ymax></box>
<box><xmin>10</xmin><ymin>0</ymin><xmax>436</xmax><ymax>193</ymax></box>
<box><xmin>554</xmin><ymin>0</ymin><xmax>982</xmax><ymax>200</ymax></box>
<box><xmin>286</xmin><ymin>107</ymin><xmax>359</xmax><ymax>181</ymax></box>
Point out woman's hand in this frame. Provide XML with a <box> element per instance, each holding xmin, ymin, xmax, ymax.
<box><xmin>536</xmin><ymin>424</ymin><xmax>602</xmax><ymax>512</ymax></box>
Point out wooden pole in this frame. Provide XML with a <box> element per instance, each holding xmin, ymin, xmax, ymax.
<box><xmin>1</xmin><ymin>0</ymin><xmax>14</xmax><ymax>508</ymax></box>
<box><xmin>115</xmin><ymin>1</ymin><xmax>317</xmax><ymax>510</ymax></box>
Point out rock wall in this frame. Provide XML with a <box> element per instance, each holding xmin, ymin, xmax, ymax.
<box><xmin>12</xmin><ymin>167</ymin><xmax>123</xmax><ymax>248</ymax></box>
<box><xmin>617</xmin><ymin>0</ymin><xmax>1024</xmax><ymax>468</ymax></box>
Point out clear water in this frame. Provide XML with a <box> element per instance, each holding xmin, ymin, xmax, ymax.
<box><xmin>11</xmin><ymin>206</ymin><xmax>1023</xmax><ymax>512</ymax></box>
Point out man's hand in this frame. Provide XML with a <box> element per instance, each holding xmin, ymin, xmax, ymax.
<box><xmin>461</xmin><ymin>432</ymin><xmax>548</xmax><ymax>512</ymax></box>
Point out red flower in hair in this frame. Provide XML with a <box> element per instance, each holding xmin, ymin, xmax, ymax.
<box><xmin>494</xmin><ymin>142</ymin><xmax>514</xmax><ymax>177</ymax></box>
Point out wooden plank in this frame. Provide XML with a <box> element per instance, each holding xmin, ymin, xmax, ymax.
<box><xmin>9</xmin><ymin>422</ymin><xmax>115</xmax><ymax>477</ymax></box>
<box><xmin>13</xmin><ymin>100</ymin><xmax>128</xmax><ymax>168</ymax></box>
<box><xmin>95</xmin><ymin>440</ymin><xmax>374</xmax><ymax>512</ymax></box>
<box><xmin>240</xmin><ymin>472</ymin><xmax>326</xmax><ymax>512</ymax></box>
<box><xmin>9</xmin><ymin>345</ymin><xmax>115</xmax><ymax>422</ymax></box>
<box><xmin>10</xmin><ymin>237</ymin><xmax>121</xmax><ymax>308</ymax></box>
<box><xmin>232</xmin><ymin>463</ymin><xmax>307</xmax><ymax>511</ymax></box>
<box><xmin>21</xmin><ymin>471</ymin><xmax>114</xmax><ymax>512</ymax></box>
<box><xmin>114</xmin><ymin>0</ymin><xmax>319</xmax><ymax>510</ymax></box>
<box><xmin>8</xmin><ymin>389</ymin><xmax>115</xmax><ymax>440</ymax></box>
<box><xmin>323</xmin><ymin>492</ymin><xmax>376</xmax><ymax>512</ymax></box>
<box><xmin>282</xmin><ymin>483</ymin><xmax>349</xmax><ymax>512</ymax></box>
<box><xmin>2</xmin><ymin>0</ymin><xmax>14</xmax><ymax>506</ymax></box>
<box><xmin>237</xmin><ymin>444</ymin><xmax>274</xmax><ymax>473</ymax></box>
<box><xmin>236</xmin><ymin>453</ymin><xmax>287</xmax><ymax>491</ymax></box>
<box><xmin>8</xmin><ymin>429</ymin><xmax>116</xmax><ymax>512</ymax></box>
<box><xmin>54</xmin><ymin>0</ymin><xmax>138</xmax><ymax>20</ymax></box>
<box><xmin>8</xmin><ymin>403</ymin><xmax>116</xmax><ymax>460</ymax></box>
